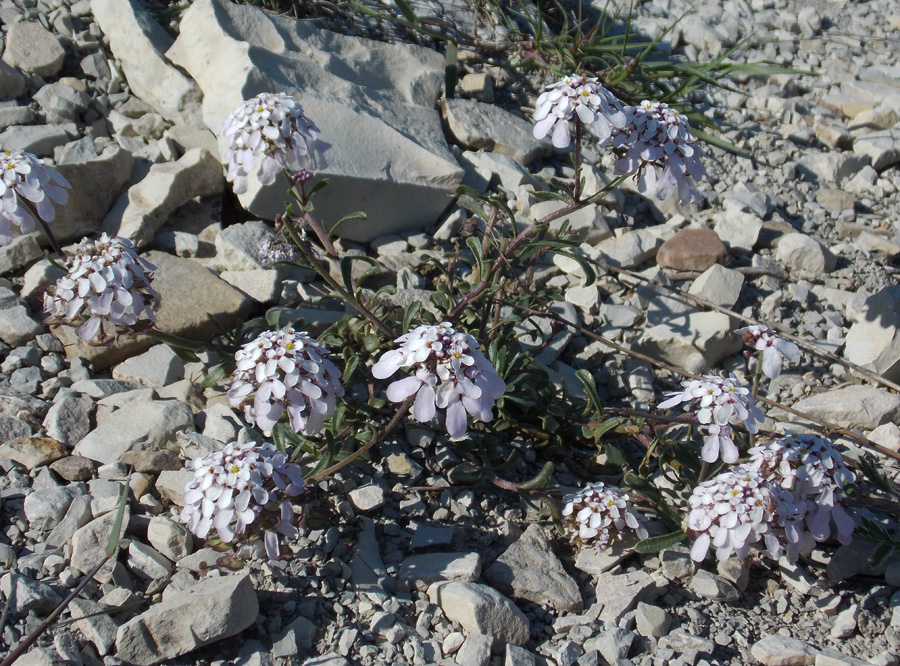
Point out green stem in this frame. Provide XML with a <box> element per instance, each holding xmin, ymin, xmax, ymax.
<box><xmin>281</xmin><ymin>216</ymin><xmax>396</xmax><ymax>339</ymax></box>
<box><xmin>145</xmin><ymin>329</ymin><xmax>209</xmax><ymax>350</ymax></box>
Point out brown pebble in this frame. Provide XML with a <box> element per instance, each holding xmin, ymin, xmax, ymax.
<box><xmin>657</xmin><ymin>228</ymin><xmax>729</xmax><ymax>272</ymax></box>
<box><xmin>50</xmin><ymin>454</ymin><xmax>96</xmax><ymax>481</ymax></box>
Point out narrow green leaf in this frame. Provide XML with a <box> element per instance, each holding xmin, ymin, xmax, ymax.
<box><xmin>551</xmin><ymin>250</ymin><xmax>596</xmax><ymax>286</ymax></box>
<box><xmin>634</xmin><ymin>529</ymin><xmax>686</xmax><ymax>554</ymax></box>
<box><xmin>105</xmin><ymin>477</ymin><xmax>130</xmax><ymax>556</ymax></box>
<box><xmin>328</xmin><ymin>211</ymin><xmax>367</xmax><ymax>239</ymax></box>
<box><xmin>169</xmin><ymin>345</ymin><xmax>201</xmax><ymax>364</ymax></box>
<box><xmin>445</xmin><ymin>41</ymin><xmax>458</xmax><ymax>99</ymax></box>
<box><xmin>393</xmin><ymin>0</ymin><xmax>419</xmax><ymax>26</ymax></box>
<box><xmin>517</xmin><ymin>461</ymin><xmax>555</xmax><ymax>491</ymax></box>
<box><xmin>201</xmin><ymin>363</ymin><xmax>229</xmax><ymax>390</ymax></box>
<box><xmin>402</xmin><ymin>300</ymin><xmax>421</xmax><ymax>334</ymax></box>
<box><xmin>575</xmin><ymin>369</ymin><xmax>603</xmax><ymax>415</ymax></box>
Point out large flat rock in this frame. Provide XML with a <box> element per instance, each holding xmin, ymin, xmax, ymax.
<box><xmin>166</xmin><ymin>0</ymin><xmax>463</xmax><ymax>242</ymax></box>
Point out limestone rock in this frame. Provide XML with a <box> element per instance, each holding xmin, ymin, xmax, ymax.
<box><xmin>789</xmin><ymin>385</ymin><xmax>900</xmax><ymax>430</ymax></box>
<box><xmin>688</xmin><ymin>264</ymin><xmax>744</xmax><ymax>308</ymax></box>
<box><xmin>74</xmin><ymin>399</ymin><xmax>194</xmax><ymax>464</ymax></box>
<box><xmin>800</xmin><ymin>151</ymin><xmax>870</xmax><ymax>184</ymax></box>
<box><xmin>0</xmin><ymin>60</ymin><xmax>26</xmax><ymax>100</ymax></box>
<box><xmin>70</xmin><ymin>508</ymin><xmax>131</xmax><ymax>582</ymax></box>
<box><xmin>166</xmin><ymin>0</ymin><xmax>463</xmax><ymax>242</ymax></box>
<box><xmin>595</xmin><ymin>229</ymin><xmax>662</xmax><ymax>269</ymax></box>
<box><xmin>428</xmin><ymin>581</ymin><xmax>530</xmax><ymax>645</ymax></box>
<box><xmin>657</xmin><ymin>229</ymin><xmax>729</xmax><ymax>272</ymax></box>
<box><xmin>0</xmin><ymin>437</ymin><xmax>66</xmax><ymax>470</ymax></box>
<box><xmin>112</xmin><ymin>344</ymin><xmax>185</xmax><ymax>389</ymax></box>
<box><xmin>775</xmin><ymin>233</ymin><xmax>836</xmax><ymax>274</ymax></box>
<box><xmin>845</xmin><ymin>285</ymin><xmax>900</xmax><ymax>382</ymax></box>
<box><xmin>51</xmin><ymin>145</ymin><xmax>134</xmax><ymax>244</ymax></box>
<box><xmin>53</xmin><ymin>252</ymin><xmax>252</xmax><ymax>370</ymax></box>
<box><xmin>115</xmin><ymin>574</ymin><xmax>258</xmax><ymax>665</ymax></box>
<box><xmin>398</xmin><ymin>552</ymin><xmax>481</xmax><ymax>589</ymax></box>
<box><xmin>2</xmin><ymin>21</ymin><xmax>65</xmax><ymax>77</ymax></box>
<box><xmin>750</xmin><ymin>635</ymin><xmax>816</xmax><ymax>666</ymax></box>
<box><xmin>441</xmin><ymin>97</ymin><xmax>551</xmax><ymax>165</ymax></box>
<box><xmin>484</xmin><ymin>523</ymin><xmax>583</xmax><ymax>612</ymax></box>
<box><xmin>0</xmin><ymin>305</ymin><xmax>43</xmax><ymax>346</ymax></box>
<box><xmin>0</xmin><ymin>234</ymin><xmax>43</xmax><ymax>275</ymax></box>
<box><xmin>593</xmin><ymin>570</ymin><xmax>657</xmax><ymax>624</ymax></box>
<box><xmin>103</xmin><ymin>148</ymin><xmax>225</xmax><ymax>247</ymax></box>
<box><xmin>632</xmin><ymin>311</ymin><xmax>741</xmax><ymax>374</ymax></box>
<box><xmin>713</xmin><ymin>210</ymin><xmax>763</xmax><ymax>252</ymax></box>
<box><xmin>854</xmin><ymin>129</ymin><xmax>900</xmax><ymax>171</ymax></box>
<box><xmin>91</xmin><ymin>0</ymin><xmax>203</xmax><ymax>126</ymax></box>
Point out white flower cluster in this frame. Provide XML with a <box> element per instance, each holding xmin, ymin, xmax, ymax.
<box><xmin>0</xmin><ymin>149</ymin><xmax>70</xmax><ymax>246</ymax></box>
<box><xmin>562</xmin><ymin>482</ymin><xmax>648</xmax><ymax>550</ymax></box>
<box><xmin>43</xmin><ymin>233</ymin><xmax>158</xmax><ymax>342</ymax></box>
<box><xmin>735</xmin><ymin>325</ymin><xmax>801</xmax><ymax>379</ymax></box>
<box><xmin>532</xmin><ymin>74</ymin><xmax>626</xmax><ymax>148</ymax></box>
<box><xmin>609</xmin><ymin>101</ymin><xmax>708</xmax><ymax>203</ymax></box>
<box><xmin>687</xmin><ymin>468</ymin><xmax>781</xmax><ymax>562</ymax></box>
<box><xmin>227</xmin><ymin>327</ymin><xmax>344</xmax><ymax>436</ymax></box>
<box><xmin>658</xmin><ymin>374</ymin><xmax>764</xmax><ymax>463</ymax></box>
<box><xmin>372</xmin><ymin>323</ymin><xmax>506</xmax><ymax>439</ymax></box>
<box><xmin>180</xmin><ymin>441</ymin><xmax>306</xmax><ymax>559</ymax></box>
<box><xmin>748</xmin><ymin>434</ymin><xmax>855</xmax><ymax>560</ymax></box>
<box><xmin>222</xmin><ymin>92</ymin><xmax>327</xmax><ymax>194</ymax></box>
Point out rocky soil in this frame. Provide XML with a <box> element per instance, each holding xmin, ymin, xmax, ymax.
<box><xmin>2</xmin><ymin>0</ymin><xmax>900</xmax><ymax>665</ymax></box>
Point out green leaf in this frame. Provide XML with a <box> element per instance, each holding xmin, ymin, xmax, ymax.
<box><xmin>517</xmin><ymin>461</ymin><xmax>555</xmax><ymax>491</ymax></box>
<box><xmin>550</xmin><ymin>249</ymin><xmax>596</xmax><ymax>286</ymax></box>
<box><xmin>306</xmin><ymin>178</ymin><xmax>329</xmax><ymax>199</ymax></box>
<box><xmin>328</xmin><ymin>211</ymin><xmax>367</xmax><ymax>239</ymax></box>
<box><xmin>339</xmin><ymin>255</ymin><xmax>380</xmax><ymax>293</ymax></box>
<box><xmin>168</xmin><ymin>345</ymin><xmax>201</xmax><ymax>364</ymax></box>
<box><xmin>447</xmin><ymin>462</ymin><xmax>483</xmax><ymax>484</ymax></box>
<box><xmin>575</xmin><ymin>369</ymin><xmax>603</xmax><ymax>415</ymax></box>
<box><xmin>634</xmin><ymin>529</ymin><xmax>686</xmax><ymax>554</ymax></box>
<box><xmin>445</xmin><ymin>41</ymin><xmax>458</xmax><ymax>99</ymax></box>
<box><xmin>342</xmin><ymin>348</ymin><xmax>360</xmax><ymax>382</ymax></box>
<box><xmin>393</xmin><ymin>0</ymin><xmax>419</xmax><ymax>26</ymax></box>
<box><xmin>402</xmin><ymin>300</ymin><xmax>421</xmax><ymax>334</ymax></box>
<box><xmin>201</xmin><ymin>363</ymin><xmax>230</xmax><ymax>390</ymax></box>
<box><xmin>105</xmin><ymin>477</ymin><xmax>130</xmax><ymax>556</ymax></box>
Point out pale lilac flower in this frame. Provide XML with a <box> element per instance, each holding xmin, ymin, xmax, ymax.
<box><xmin>561</xmin><ymin>482</ymin><xmax>648</xmax><ymax>549</ymax></box>
<box><xmin>748</xmin><ymin>434</ymin><xmax>854</xmax><ymax>560</ymax></box>
<box><xmin>180</xmin><ymin>441</ymin><xmax>306</xmax><ymax>558</ymax></box>
<box><xmin>221</xmin><ymin>92</ymin><xmax>327</xmax><ymax>194</ymax></box>
<box><xmin>687</xmin><ymin>468</ymin><xmax>781</xmax><ymax>562</ymax></box>
<box><xmin>257</xmin><ymin>234</ymin><xmax>299</xmax><ymax>268</ymax></box>
<box><xmin>533</xmin><ymin>74</ymin><xmax>626</xmax><ymax>148</ymax></box>
<box><xmin>43</xmin><ymin>234</ymin><xmax>158</xmax><ymax>343</ymax></box>
<box><xmin>372</xmin><ymin>323</ymin><xmax>506</xmax><ymax>439</ymax></box>
<box><xmin>735</xmin><ymin>325</ymin><xmax>801</xmax><ymax>379</ymax></box>
<box><xmin>0</xmin><ymin>149</ymin><xmax>70</xmax><ymax>246</ymax></box>
<box><xmin>227</xmin><ymin>327</ymin><xmax>344</xmax><ymax>436</ymax></box>
<box><xmin>609</xmin><ymin>101</ymin><xmax>708</xmax><ymax>203</ymax></box>
<box><xmin>658</xmin><ymin>374</ymin><xmax>764</xmax><ymax>463</ymax></box>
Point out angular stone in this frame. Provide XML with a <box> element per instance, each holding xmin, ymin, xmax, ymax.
<box><xmin>750</xmin><ymin>635</ymin><xmax>816</xmax><ymax>666</ymax></box>
<box><xmin>484</xmin><ymin>523</ymin><xmax>583</xmax><ymax>612</ymax></box>
<box><xmin>0</xmin><ymin>304</ymin><xmax>43</xmax><ymax>345</ymax></box>
<box><xmin>74</xmin><ymin>399</ymin><xmax>194</xmax><ymax>464</ymax></box>
<box><xmin>43</xmin><ymin>389</ymin><xmax>95</xmax><ymax>447</ymax></box>
<box><xmin>70</xmin><ymin>508</ymin><xmax>131</xmax><ymax>582</ymax></box>
<box><xmin>816</xmin><ymin>647</ymin><xmax>873</xmax><ymax>666</ymax></box>
<box><xmin>24</xmin><ymin>485</ymin><xmax>79</xmax><ymax>531</ymax></box>
<box><xmin>128</xmin><ymin>540</ymin><xmax>174</xmax><ymax>579</ymax></box>
<box><xmin>442</xmin><ymin>97</ymin><xmax>551</xmax><ymax>165</ymax></box>
<box><xmin>116</xmin><ymin>574</ymin><xmax>258</xmax><ymax>665</ymax></box>
<box><xmin>167</xmin><ymin>0</ymin><xmax>463</xmax><ymax>242</ymax></box>
<box><xmin>800</xmin><ymin>151</ymin><xmax>871</xmax><ymax>184</ymax></box>
<box><xmin>2</xmin><ymin>21</ymin><xmax>65</xmax><ymax>77</ymax></box>
<box><xmin>53</xmin><ymin>252</ymin><xmax>252</xmax><ymax>370</ymax></box>
<box><xmin>869</xmin><ymin>423</ymin><xmax>900</xmax><ymax>453</ymax></box>
<box><xmin>0</xmin><ymin>124</ymin><xmax>72</xmax><ymax>156</ymax></box>
<box><xmin>595</xmin><ymin>229</ymin><xmax>662</xmax><ymax>269</ymax></box>
<box><xmin>91</xmin><ymin>0</ymin><xmax>202</xmax><ymax>126</ymax></box>
<box><xmin>0</xmin><ymin>234</ymin><xmax>42</xmax><ymax>275</ymax></box>
<box><xmin>398</xmin><ymin>552</ymin><xmax>481</xmax><ymax>589</ymax></box>
<box><xmin>46</xmin><ymin>494</ymin><xmax>92</xmax><ymax>548</ymax></box>
<box><xmin>103</xmin><ymin>148</ymin><xmax>224</xmax><ymax>247</ymax></box>
<box><xmin>690</xmin><ymin>570</ymin><xmax>740</xmax><ymax>601</ymax></box>
<box><xmin>428</xmin><ymin>581</ymin><xmax>529</xmax><ymax>645</ymax></box>
<box><xmin>156</xmin><ymin>470</ymin><xmax>195</xmax><ymax>505</ymax></box>
<box><xmin>113</xmin><ymin>344</ymin><xmax>185</xmax><ymax>389</ymax></box>
<box><xmin>348</xmin><ymin>484</ymin><xmax>385</xmax><ymax>512</ymax></box>
<box><xmin>635</xmin><ymin>602</ymin><xmax>671</xmax><ymax>638</ymax></box>
<box><xmin>50</xmin><ymin>455</ymin><xmax>96</xmax><ymax>482</ymax></box>
<box><xmin>688</xmin><ymin>263</ymin><xmax>744</xmax><ymax>308</ymax></box>
<box><xmin>789</xmin><ymin>385</ymin><xmax>900</xmax><ymax>430</ymax></box>
<box><xmin>0</xmin><ymin>573</ymin><xmax>62</xmax><ymax>617</ymax></box>
<box><xmin>455</xmin><ymin>633</ymin><xmax>492</xmax><ymax>666</ymax></box>
<box><xmin>583</xmin><ymin>628</ymin><xmax>634</xmax><ymax>665</ymax></box>
<box><xmin>147</xmin><ymin>516</ymin><xmax>194</xmax><ymax>561</ymax></box>
<box><xmin>656</xmin><ymin>228</ymin><xmax>729</xmax><ymax>272</ymax></box>
<box><xmin>713</xmin><ymin>210</ymin><xmax>763</xmax><ymax>252</ymax></box>
<box><xmin>0</xmin><ymin>436</ymin><xmax>66</xmax><ymax>470</ymax></box>
<box><xmin>0</xmin><ymin>60</ymin><xmax>26</xmax><ymax>100</ymax></box>
<box><xmin>775</xmin><ymin>233</ymin><xmax>836</xmax><ymax>274</ymax></box>
<box><xmin>70</xmin><ymin>598</ymin><xmax>119</xmax><ymax>655</ymax></box>
<box><xmin>632</xmin><ymin>311</ymin><xmax>741</xmax><ymax>374</ymax></box>
<box><xmin>529</xmin><ymin>200</ymin><xmax>612</xmax><ymax>246</ymax></box>
<box><xmin>845</xmin><ymin>285</ymin><xmax>900</xmax><ymax>382</ymax></box>
<box><xmin>51</xmin><ymin>145</ymin><xmax>134</xmax><ymax>244</ymax></box>
<box><xmin>593</xmin><ymin>570</ymin><xmax>657</xmax><ymax>624</ymax></box>
<box><xmin>854</xmin><ymin>128</ymin><xmax>900</xmax><ymax>171</ymax></box>
<box><xmin>220</xmin><ymin>269</ymin><xmax>283</xmax><ymax>304</ymax></box>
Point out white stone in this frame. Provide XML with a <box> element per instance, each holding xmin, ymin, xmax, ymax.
<box><xmin>830</xmin><ymin>604</ymin><xmax>858</xmax><ymax>639</ymax></box>
<box><xmin>688</xmin><ymin>263</ymin><xmax>744</xmax><ymax>308</ymax></box>
<box><xmin>0</xmin><ymin>124</ymin><xmax>72</xmax><ymax>156</ymax></box>
<box><xmin>635</xmin><ymin>602</ymin><xmax>671</xmax><ymax>638</ymax></box>
<box><xmin>845</xmin><ymin>285</ymin><xmax>900</xmax><ymax>381</ymax></box>
<box><xmin>565</xmin><ymin>284</ymin><xmax>600</xmax><ymax>313</ymax></box>
<box><xmin>868</xmin><ymin>423</ymin><xmax>900</xmax><ymax>453</ymax></box>
<box><xmin>712</xmin><ymin>210</ymin><xmax>763</xmax><ymax>252</ymax></box>
<box><xmin>147</xmin><ymin>516</ymin><xmax>194</xmax><ymax>561</ymax></box>
<box><xmin>595</xmin><ymin>229</ymin><xmax>662</xmax><ymax>268</ymax></box>
<box><xmin>201</xmin><ymin>402</ymin><xmax>242</xmax><ymax>443</ymax></box>
<box><xmin>428</xmin><ymin>581</ymin><xmax>529</xmax><ymax>645</ymax></box>
<box><xmin>398</xmin><ymin>552</ymin><xmax>481</xmax><ymax>589</ymax></box>
<box><xmin>593</xmin><ymin>570</ymin><xmax>657</xmax><ymax>623</ymax></box>
<box><xmin>167</xmin><ymin>0</ymin><xmax>463</xmax><ymax>242</ymax></box>
<box><xmin>349</xmin><ymin>484</ymin><xmax>386</xmax><ymax>512</ymax></box>
<box><xmin>750</xmin><ymin>635</ymin><xmax>816</xmax><ymax>666</ymax></box>
<box><xmin>854</xmin><ymin>129</ymin><xmax>900</xmax><ymax>171</ymax></box>
<box><xmin>775</xmin><ymin>233</ymin><xmax>836</xmax><ymax>274</ymax></box>
<box><xmin>112</xmin><ymin>345</ymin><xmax>185</xmax><ymax>389</ymax></box>
<box><xmin>116</xmin><ymin>574</ymin><xmax>258</xmax><ymax>665</ymax></box>
<box><xmin>789</xmin><ymin>385</ymin><xmax>900</xmax><ymax>430</ymax></box>
<box><xmin>128</xmin><ymin>540</ymin><xmax>174</xmax><ymax>579</ymax></box>
<box><xmin>632</xmin><ymin>311</ymin><xmax>741</xmax><ymax>374</ymax></box>
<box><xmin>0</xmin><ymin>234</ymin><xmax>43</xmax><ymax>275</ymax></box>
<box><xmin>800</xmin><ymin>151</ymin><xmax>870</xmax><ymax>184</ymax></box>
<box><xmin>2</xmin><ymin>21</ymin><xmax>65</xmax><ymax>78</ymax></box>
<box><xmin>90</xmin><ymin>0</ymin><xmax>202</xmax><ymax>126</ymax></box>
<box><xmin>442</xmin><ymin>97</ymin><xmax>551</xmax><ymax>165</ymax></box>
<box><xmin>220</xmin><ymin>269</ymin><xmax>283</xmax><ymax>304</ymax></box>
<box><xmin>103</xmin><ymin>148</ymin><xmax>225</xmax><ymax>247</ymax></box>
<box><xmin>0</xmin><ymin>305</ymin><xmax>43</xmax><ymax>346</ymax></box>
<box><xmin>70</xmin><ymin>508</ymin><xmax>131</xmax><ymax>582</ymax></box>
<box><xmin>74</xmin><ymin>399</ymin><xmax>194</xmax><ymax>464</ymax></box>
